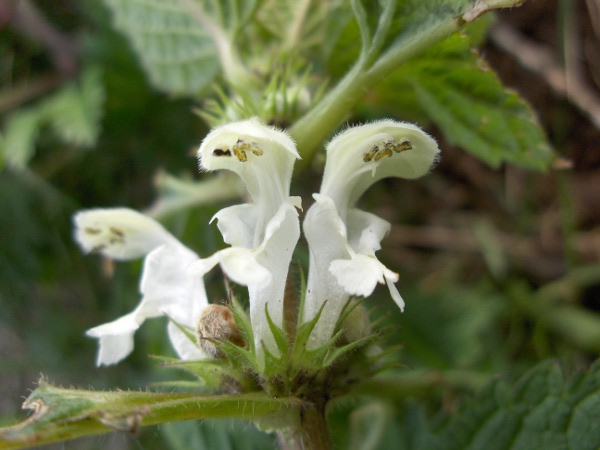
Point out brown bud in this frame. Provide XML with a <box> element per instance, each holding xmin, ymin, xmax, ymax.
<box><xmin>196</xmin><ymin>304</ymin><xmax>245</xmax><ymax>359</ymax></box>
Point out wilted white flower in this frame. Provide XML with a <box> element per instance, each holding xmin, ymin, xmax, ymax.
<box><xmin>188</xmin><ymin>118</ymin><xmax>301</xmax><ymax>361</ymax></box>
<box><xmin>303</xmin><ymin>120</ymin><xmax>440</xmax><ymax>348</ymax></box>
<box><xmin>75</xmin><ymin>208</ymin><xmax>207</xmax><ymax>366</ymax></box>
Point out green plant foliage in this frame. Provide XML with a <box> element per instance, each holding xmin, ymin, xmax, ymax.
<box><xmin>1</xmin><ymin>67</ymin><xmax>105</xmax><ymax>169</ymax></box>
<box><xmin>43</xmin><ymin>67</ymin><xmax>105</xmax><ymax>147</ymax></box>
<box><xmin>386</xmin><ymin>32</ymin><xmax>554</xmax><ymax>170</ymax></box>
<box><xmin>2</xmin><ymin>0</ymin><xmax>595</xmax><ymax>449</ymax></box>
<box><xmin>328</xmin><ymin>0</ymin><xmax>474</xmax><ymax>77</ymax></box>
<box><xmin>415</xmin><ymin>360</ymin><xmax>600</xmax><ymax>450</ymax></box>
<box><xmin>387</xmin><ymin>284</ymin><xmax>502</xmax><ymax>370</ymax></box>
<box><xmin>0</xmin><ymin>379</ymin><xmax>302</xmax><ymax>449</ymax></box>
<box><xmin>161</xmin><ymin>419</ymin><xmax>276</xmax><ymax>450</ymax></box>
<box><xmin>0</xmin><ymin>110</ymin><xmax>40</xmax><ymax>168</ymax></box>
<box><xmin>103</xmin><ymin>0</ymin><xmax>223</xmax><ymax>95</ymax></box>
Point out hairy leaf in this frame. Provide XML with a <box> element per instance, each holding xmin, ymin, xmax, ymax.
<box><xmin>1</xmin><ymin>110</ymin><xmax>40</xmax><ymax>169</ymax></box>
<box><xmin>1</xmin><ymin>67</ymin><xmax>105</xmax><ymax>169</ymax></box>
<box><xmin>414</xmin><ymin>360</ymin><xmax>600</xmax><ymax>450</ymax></box>
<box><xmin>388</xmin><ymin>32</ymin><xmax>554</xmax><ymax>170</ymax></box>
<box><xmin>42</xmin><ymin>67</ymin><xmax>105</xmax><ymax>147</ymax></box>
<box><xmin>104</xmin><ymin>0</ymin><xmax>222</xmax><ymax>95</ymax></box>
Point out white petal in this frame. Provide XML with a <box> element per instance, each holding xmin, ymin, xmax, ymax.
<box><xmin>187</xmin><ymin>253</ymin><xmax>221</xmax><ymax>278</ymax></box>
<box><xmin>248</xmin><ymin>201</ymin><xmax>300</xmax><ymax>357</ymax></box>
<box><xmin>220</xmin><ymin>248</ymin><xmax>272</xmax><ymax>286</ymax></box>
<box><xmin>346</xmin><ymin>209</ymin><xmax>391</xmax><ymax>255</ymax></box>
<box><xmin>86</xmin><ymin>311</ymin><xmax>145</xmax><ymax>366</ymax></box>
<box><xmin>211</xmin><ymin>204</ymin><xmax>257</xmax><ymax>248</ymax></box>
<box><xmin>302</xmin><ymin>194</ymin><xmax>353</xmax><ymax>347</ymax></box>
<box><xmin>211</xmin><ymin>197</ymin><xmax>302</xmax><ymax>249</ymax></box>
<box><xmin>87</xmin><ymin>243</ymin><xmax>207</xmax><ymax>366</ymax></box>
<box><xmin>94</xmin><ymin>333</ymin><xmax>135</xmax><ymax>367</ymax></box>
<box><xmin>321</xmin><ymin>120</ymin><xmax>440</xmax><ymax>218</ymax></box>
<box><xmin>167</xmin><ymin>321</ymin><xmax>206</xmax><ymax>360</ymax></box>
<box><xmin>74</xmin><ymin>208</ymin><xmax>174</xmax><ymax>260</ymax></box>
<box><xmin>188</xmin><ymin>247</ymin><xmax>271</xmax><ymax>287</ymax></box>
<box><xmin>385</xmin><ymin>275</ymin><xmax>405</xmax><ymax>312</ymax></box>
<box><xmin>140</xmin><ymin>244</ymin><xmax>205</xmax><ymax>317</ymax></box>
<box><xmin>329</xmin><ymin>255</ymin><xmax>385</xmax><ymax>298</ymax></box>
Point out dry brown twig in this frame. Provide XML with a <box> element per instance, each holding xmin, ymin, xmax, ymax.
<box><xmin>490</xmin><ymin>22</ymin><xmax>600</xmax><ymax>130</ymax></box>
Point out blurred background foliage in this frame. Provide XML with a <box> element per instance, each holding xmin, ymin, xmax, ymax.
<box><xmin>1</xmin><ymin>0</ymin><xmax>600</xmax><ymax>449</ymax></box>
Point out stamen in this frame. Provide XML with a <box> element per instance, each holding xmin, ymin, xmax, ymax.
<box><xmin>233</xmin><ymin>139</ymin><xmax>248</xmax><ymax>162</ymax></box>
<box><xmin>249</xmin><ymin>142</ymin><xmax>263</xmax><ymax>156</ymax></box>
<box><xmin>363</xmin><ymin>146</ymin><xmax>379</xmax><ymax>162</ymax></box>
<box><xmin>394</xmin><ymin>140</ymin><xmax>412</xmax><ymax>152</ymax></box>
<box><xmin>213</xmin><ymin>148</ymin><xmax>232</xmax><ymax>157</ymax></box>
<box><xmin>374</xmin><ymin>149</ymin><xmax>393</xmax><ymax>161</ymax></box>
<box><xmin>232</xmin><ymin>139</ymin><xmax>263</xmax><ymax>162</ymax></box>
<box><xmin>85</xmin><ymin>227</ymin><xmax>102</xmax><ymax>235</ymax></box>
<box><xmin>362</xmin><ymin>139</ymin><xmax>413</xmax><ymax>162</ymax></box>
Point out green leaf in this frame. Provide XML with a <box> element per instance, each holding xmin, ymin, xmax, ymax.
<box><xmin>104</xmin><ymin>0</ymin><xmax>222</xmax><ymax>95</ymax></box>
<box><xmin>0</xmin><ymin>378</ymin><xmax>302</xmax><ymax>449</ymax></box>
<box><xmin>161</xmin><ymin>419</ymin><xmax>276</xmax><ymax>450</ymax></box>
<box><xmin>294</xmin><ymin>0</ymin><xmax>527</xmax><ymax>167</ymax></box>
<box><xmin>41</xmin><ymin>67</ymin><xmax>105</xmax><ymax>148</ymax></box>
<box><xmin>1</xmin><ymin>109</ymin><xmax>41</xmax><ymax>169</ymax></box>
<box><xmin>390</xmin><ymin>285</ymin><xmax>501</xmax><ymax>370</ymax></box>
<box><xmin>1</xmin><ymin>66</ymin><xmax>105</xmax><ymax>169</ymax></box>
<box><xmin>348</xmin><ymin>402</ymin><xmax>393</xmax><ymax>450</ymax></box>
<box><xmin>417</xmin><ymin>360</ymin><xmax>600</xmax><ymax>450</ymax></box>
<box><xmin>389</xmin><ymin>32</ymin><xmax>555</xmax><ymax>170</ymax></box>
<box><xmin>264</xmin><ymin>302</ymin><xmax>289</xmax><ymax>361</ymax></box>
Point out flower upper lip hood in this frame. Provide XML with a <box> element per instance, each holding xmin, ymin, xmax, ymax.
<box><xmin>303</xmin><ymin>120</ymin><xmax>440</xmax><ymax>348</ymax></box>
<box><xmin>74</xmin><ymin>207</ymin><xmax>178</xmax><ymax>259</ymax></box>
<box><xmin>321</xmin><ymin>119</ymin><xmax>440</xmax><ymax>220</ymax></box>
<box><xmin>198</xmin><ymin>117</ymin><xmax>300</xmax><ymax>247</ymax></box>
<box><xmin>74</xmin><ymin>208</ymin><xmax>208</xmax><ymax>366</ymax></box>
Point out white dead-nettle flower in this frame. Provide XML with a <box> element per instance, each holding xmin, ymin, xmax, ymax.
<box><xmin>74</xmin><ymin>208</ymin><xmax>207</xmax><ymax>366</ymax></box>
<box><xmin>303</xmin><ymin>120</ymin><xmax>440</xmax><ymax>348</ymax></box>
<box><xmin>188</xmin><ymin>118</ymin><xmax>301</xmax><ymax>361</ymax></box>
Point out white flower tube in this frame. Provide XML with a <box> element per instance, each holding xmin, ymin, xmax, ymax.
<box><xmin>189</xmin><ymin>118</ymin><xmax>301</xmax><ymax>362</ymax></box>
<box><xmin>74</xmin><ymin>208</ymin><xmax>207</xmax><ymax>366</ymax></box>
<box><xmin>303</xmin><ymin>120</ymin><xmax>440</xmax><ymax>347</ymax></box>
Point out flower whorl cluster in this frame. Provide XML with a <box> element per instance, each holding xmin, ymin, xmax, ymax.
<box><xmin>74</xmin><ymin>118</ymin><xmax>439</xmax><ymax>369</ymax></box>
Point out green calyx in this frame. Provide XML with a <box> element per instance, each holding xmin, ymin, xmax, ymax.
<box><xmin>197</xmin><ymin>291</ymin><xmax>393</xmax><ymax>406</ymax></box>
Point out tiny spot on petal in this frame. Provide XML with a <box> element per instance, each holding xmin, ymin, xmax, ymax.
<box><xmin>110</xmin><ymin>227</ymin><xmax>125</xmax><ymax>238</ymax></box>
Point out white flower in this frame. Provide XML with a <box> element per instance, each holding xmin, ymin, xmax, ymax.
<box><xmin>303</xmin><ymin>120</ymin><xmax>440</xmax><ymax>347</ymax></box>
<box><xmin>74</xmin><ymin>208</ymin><xmax>207</xmax><ymax>366</ymax></box>
<box><xmin>189</xmin><ymin>118</ymin><xmax>301</xmax><ymax>362</ymax></box>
